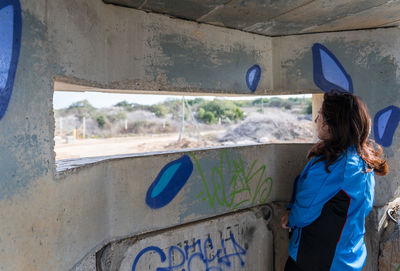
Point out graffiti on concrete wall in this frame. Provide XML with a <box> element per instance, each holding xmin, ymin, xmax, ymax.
<box><xmin>373</xmin><ymin>105</ymin><xmax>400</xmax><ymax>147</ymax></box>
<box><xmin>145</xmin><ymin>151</ymin><xmax>272</xmax><ymax>210</ymax></box>
<box><xmin>0</xmin><ymin>0</ymin><xmax>21</xmax><ymax>120</ymax></box>
<box><xmin>312</xmin><ymin>43</ymin><xmax>399</xmax><ymax>147</ymax></box>
<box><xmin>312</xmin><ymin>43</ymin><xmax>353</xmax><ymax>93</ymax></box>
<box><xmin>245</xmin><ymin>64</ymin><xmax>261</xmax><ymax>92</ymax></box>
<box><xmin>131</xmin><ymin>231</ymin><xmax>246</xmax><ymax>271</ymax></box>
<box><xmin>146</xmin><ymin>155</ymin><xmax>193</xmax><ymax>209</ymax></box>
<box><xmin>190</xmin><ymin>151</ymin><xmax>273</xmax><ymax>210</ymax></box>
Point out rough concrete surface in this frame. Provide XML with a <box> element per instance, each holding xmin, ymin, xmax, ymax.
<box><xmin>378</xmin><ymin>198</ymin><xmax>400</xmax><ymax>271</ymax></box>
<box><xmin>0</xmin><ymin>0</ymin><xmax>399</xmax><ymax>269</ymax></box>
<box><xmin>98</xmin><ymin>206</ymin><xmax>273</xmax><ymax>271</ymax></box>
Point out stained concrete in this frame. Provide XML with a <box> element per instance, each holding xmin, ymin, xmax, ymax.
<box><xmin>98</xmin><ymin>206</ymin><xmax>273</xmax><ymax>271</ymax></box>
<box><xmin>378</xmin><ymin>198</ymin><xmax>400</xmax><ymax>271</ymax></box>
<box><xmin>0</xmin><ymin>0</ymin><xmax>399</xmax><ymax>270</ymax></box>
<box><xmin>48</xmin><ymin>0</ymin><xmax>273</xmax><ymax>95</ymax></box>
<box><xmin>104</xmin><ymin>0</ymin><xmax>400</xmax><ymax>36</ymax></box>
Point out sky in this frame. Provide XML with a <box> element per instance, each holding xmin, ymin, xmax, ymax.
<box><xmin>53</xmin><ymin>91</ymin><xmax>312</xmax><ymax>109</ymax></box>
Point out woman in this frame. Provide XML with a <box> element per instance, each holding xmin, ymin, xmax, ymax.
<box><xmin>281</xmin><ymin>90</ymin><xmax>388</xmax><ymax>271</ymax></box>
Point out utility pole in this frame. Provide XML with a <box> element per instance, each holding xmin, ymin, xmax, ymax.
<box><xmin>178</xmin><ymin>96</ymin><xmax>185</xmax><ymax>141</ymax></box>
<box><xmin>82</xmin><ymin>117</ymin><xmax>86</xmax><ymax>139</ymax></box>
<box><xmin>59</xmin><ymin>117</ymin><xmax>63</xmax><ymax>136</ymax></box>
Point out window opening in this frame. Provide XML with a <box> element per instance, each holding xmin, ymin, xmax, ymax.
<box><xmin>54</xmin><ymin>87</ymin><xmax>313</xmax><ymax>162</ymax></box>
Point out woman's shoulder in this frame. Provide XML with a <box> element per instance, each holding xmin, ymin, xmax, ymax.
<box><xmin>344</xmin><ymin>146</ymin><xmax>364</xmax><ymax>167</ymax></box>
<box><xmin>307</xmin><ymin>152</ymin><xmax>346</xmax><ymax>171</ymax></box>
<box><xmin>343</xmin><ymin>146</ymin><xmax>371</xmax><ymax>179</ymax></box>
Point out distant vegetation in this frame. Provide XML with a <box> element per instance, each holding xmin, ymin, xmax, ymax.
<box><xmin>54</xmin><ymin>96</ymin><xmax>312</xmax><ymax>138</ymax></box>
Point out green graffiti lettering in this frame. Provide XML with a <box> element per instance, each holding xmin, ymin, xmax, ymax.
<box><xmin>190</xmin><ymin>151</ymin><xmax>273</xmax><ymax>210</ymax></box>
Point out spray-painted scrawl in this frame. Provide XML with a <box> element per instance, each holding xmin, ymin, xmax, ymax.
<box><xmin>190</xmin><ymin>151</ymin><xmax>273</xmax><ymax>210</ymax></box>
<box><xmin>245</xmin><ymin>64</ymin><xmax>261</xmax><ymax>92</ymax></box>
<box><xmin>312</xmin><ymin>43</ymin><xmax>353</xmax><ymax>94</ymax></box>
<box><xmin>312</xmin><ymin>43</ymin><xmax>399</xmax><ymax>147</ymax></box>
<box><xmin>146</xmin><ymin>155</ymin><xmax>193</xmax><ymax>209</ymax></box>
<box><xmin>145</xmin><ymin>151</ymin><xmax>272</xmax><ymax>210</ymax></box>
<box><xmin>373</xmin><ymin>105</ymin><xmax>400</xmax><ymax>147</ymax></box>
<box><xmin>131</xmin><ymin>232</ymin><xmax>246</xmax><ymax>271</ymax></box>
<box><xmin>0</xmin><ymin>0</ymin><xmax>21</xmax><ymax>120</ymax></box>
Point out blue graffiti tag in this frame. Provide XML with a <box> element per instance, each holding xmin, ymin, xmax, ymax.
<box><xmin>131</xmin><ymin>246</ymin><xmax>167</xmax><ymax>270</ymax></box>
<box><xmin>0</xmin><ymin>0</ymin><xmax>22</xmax><ymax>120</ymax></box>
<box><xmin>373</xmin><ymin>105</ymin><xmax>400</xmax><ymax>147</ymax></box>
<box><xmin>312</xmin><ymin>43</ymin><xmax>353</xmax><ymax>93</ymax></box>
<box><xmin>146</xmin><ymin>155</ymin><xmax>193</xmax><ymax>209</ymax></box>
<box><xmin>132</xmin><ymin>232</ymin><xmax>246</xmax><ymax>271</ymax></box>
<box><xmin>246</xmin><ymin>64</ymin><xmax>261</xmax><ymax>92</ymax></box>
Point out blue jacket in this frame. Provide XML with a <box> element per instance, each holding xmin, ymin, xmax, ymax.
<box><xmin>287</xmin><ymin>146</ymin><xmax>375</xmax><ymax>270</ymax></box>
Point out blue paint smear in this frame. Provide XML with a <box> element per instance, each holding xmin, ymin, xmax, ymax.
<box><xmin>377</xmin><ymin>109</ymin><xmax>392</xmax><ymax>139</ymax></box>
<box><xmin>146</xmin><ymin>155</ymin><xmax>193</xmax><ymax>209</ymax></box>
<box><xmin>0</xmin><ymin>0</ymin><xmax>21</xmax><ymax>120</ymax></box>
<box><xmin>246</xmin><ymin>64</ymin><xmax>261</xmax><ymax>92</ymax></box>
<box><xmin>312</xmin><ymin>43</ymin><xmax>353</xmax><ymax>93</ymax></box>
<box><xmin>0</xmin><ymin>5</ymin><xmax>13</xmax><ymax>89</ymax></box>
<box><xmin>248</xmin><ymin>69</ymin><xmax>256</xmax><ymax>85</ymax></box>
<box><xmin>320</xmin><ymin>49</ymin><xmax>349</xmax><ymax>91</ymax></box>
<box><xmin>151</xmin><ymin>162</ymin><xmax>181</xmax><ymax>198</ymax></box>
<box><xmin>373</xmin><ymin>105</ymin><xmax>400</xmax><ymax>147</ymax></box>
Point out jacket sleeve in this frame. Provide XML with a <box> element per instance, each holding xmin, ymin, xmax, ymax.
<box><xmin>288</xmin><ymin>160</ymin><xmax>343</xmax><ymax>228</ymax></box>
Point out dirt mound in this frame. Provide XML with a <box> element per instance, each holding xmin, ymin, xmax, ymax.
<box><xmin>219</xmin><ymin>110</ymin><xmax>313</xmax><ymax>144</ymax></box>
<box><xmin>163</xmin><ymin>138</ymin><xmax>217</xmax><ymax>150</ymax></box>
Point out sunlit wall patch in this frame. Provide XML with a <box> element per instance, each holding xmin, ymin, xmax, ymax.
<box><xmin>146</xmin><ymin>154</ymin><xmax>193</xmax><ymax>209</ymax></box>
<box><xmin>0</xmin><ymin>0</ymin><xmax>22</xmax><ymax>120</ymax></box>
<box><xmin>373</xmin><ymin>105</ymin><xmax>400</xmax><ymax>147</ymax></box>
<box><xmin>246</xmin><ymin>64</ymin><xmax>261</xmax><ymax>92</ymax></box>
<box><xmin>312</xmin><ymin>43</ymin><xmax>353</xmax><ymax>93</ymax></box>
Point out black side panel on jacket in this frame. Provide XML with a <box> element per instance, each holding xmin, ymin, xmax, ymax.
<box><xmin>297</xmin><ymin>189</ymin><xmax>351</xmax><ymax>271</ymax></box>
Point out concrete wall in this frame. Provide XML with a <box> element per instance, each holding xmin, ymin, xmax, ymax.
<box><xmin>96</xmin><ymin>206</ymin><xmax>273</xmax><ymax>271</ymax></box>
<box><xmin>48</xmin><ymin>0</ymin><xmax>273</xmax><ymax>95</ymax></box>
<box><xmin>0</xmin><ymin>0</ymin><xmax>399</xmax><ymax>270</ymax></box>
<box><xmin>58</xmin><ymin>144</ymin><xmax>310</xmax><ymax>270</ymax></box>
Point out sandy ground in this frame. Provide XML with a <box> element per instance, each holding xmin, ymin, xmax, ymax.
<box><xmin>55</xmin><ymin>131</ymin><xmax>224</xmax><ymax>160</ymax></box>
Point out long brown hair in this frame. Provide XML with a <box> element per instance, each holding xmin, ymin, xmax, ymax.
<box><xmin>308</xmin><ymin>90</ymin><xmax>388</xmax><ymax>176</ymax></box>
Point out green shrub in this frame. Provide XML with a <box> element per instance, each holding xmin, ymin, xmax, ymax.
<box><xmin>115</xmin><ymin>100</ymin><xmax>134</xmax><ymax>111</ymax></box>
<box><xmin>197</xmin><ymin>107</ymin><xmax>205</xmax><ymax>119</ymax></box>
<box><xmin>304</xmin><ymin>99</ymin><xmax>312</xmax><ymax>114</ymax></box>
<box><xmin>149</xmin><ymin>104</ymin><xmax>168</xmax><ymax>118</ymax></box>
<box><xmin>288</xmin><ymin>97</ymin><xmax>303</xmax><ymax>104</ymax></box>
<box><xmin>266</xmin><ymin>98</ymin><xmax>292</xmax><ymax>109</ymax></box>
<box><xmin>64</xmin><ymin>99</ymin><xmax>96</xmax><ymax>119</ymax></box>
<box><xmin>107</xmin><ymin>112</ymin><xmax>127</xmax><ymax>123</ymax></box>
<box><xmin>252</xmin><ymin>98</ymin><xmax>269</xmax><ymax>105</ymax></box>
<box><xmin>202</xmin><ymin>111</ymin><xmax>216</xmax><ymax>124</ymax></box>
<box><xmin>196</xmin><ymin>99</ymin><xmax>245</xmax><ymax>123</ymax></box>
<box><xmin>187</xmin><ymin>98</ymin><xmax>205</xmax><ymax>106</ymax></box>
<box><xmin>96</xmin><ymin>115</ymin><xmax>106</xmax><ymax>128</ymax></box>
<box><xmin>232</xmin><ymin>106</ymin><xmax>244</xmax><ymax>119</ymax></box>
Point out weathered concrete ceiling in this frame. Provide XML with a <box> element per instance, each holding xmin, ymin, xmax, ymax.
<box><xmin>103</xmin><ymin>0</ymin><xmax>400</xmax><ymax>36</ymax></box>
